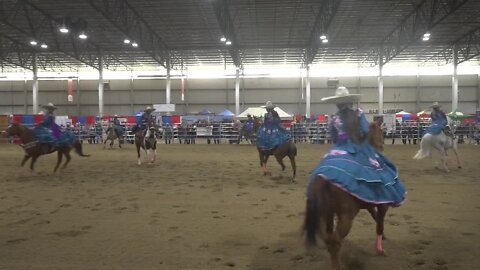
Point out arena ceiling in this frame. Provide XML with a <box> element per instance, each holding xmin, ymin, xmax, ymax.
<box><xmin>0</xmin><ymin>0</ymin><xmax>479</xmax><ymax>72</ymax></box>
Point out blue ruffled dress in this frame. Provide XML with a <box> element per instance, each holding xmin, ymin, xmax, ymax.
<box><xmin>308</xmin><ymin>109</ymin><xmax>406</xmax><ymax>206</ymax></box>
<box><xmin>425</xmin><ymin>111</ymin><xmax>448</xmax><ymax>135</ymax></box>
<box><xmin>33</xmin><ymin>114</ymin><xmax>74</xmax><ymax>147</ymax></box>
<box><xmin>256</xmin><ymin>111</ymin><xmax>291</xmax><ymax>150</ymax></box>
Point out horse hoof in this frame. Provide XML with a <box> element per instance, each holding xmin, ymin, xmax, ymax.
<box><xmin>376</xmin><ymin>249</ymin><xmax>387</xmax><ymax>256</ymax></box>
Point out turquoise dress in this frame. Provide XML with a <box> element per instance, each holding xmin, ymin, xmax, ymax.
<box><xmin>33</xmin><ymin>114</ymin><xmax>74</xmax><ymax>147</ymax></box>
<box><xmin>256</xmin><ymin>111</ymin><xmax>291</xmax><ymax>150</ymax></box>
<box><xmin>308</xmin><ymin>109</ymin><xmax>406</xmax><ymax>206</ymax></box>
<box><xmin>425</xmin><ymin>111</ymin><xmax>448</xmax><ymax>135</ymax></box>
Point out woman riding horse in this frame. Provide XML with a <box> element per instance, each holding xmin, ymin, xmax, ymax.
<box><xmin>304</xmin><ymin>87</ymin><xmax>407</xmax><ymax>269</ymax></box>
<box><xmin>425</xmin><ymin>102</ymin><xmax>448</xmax><ymax>135</ymax></box>
<box><xmin>33</xmin><ymin>102</ymin><xmax>75</xmax><ymax>152</ymax></box>
<box><xmin>256</xmin><ymin>101</ymin><xmax>291</xmax><ymax>150</ymax></box>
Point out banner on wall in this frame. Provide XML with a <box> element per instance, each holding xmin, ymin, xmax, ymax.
<box><xmin>153</xmin><ymin>104</ymin><xmax>176</xmax><ymax>112</ymax></box>
<box><xmin>67</xmin><ymin>79</ymin><xmax>74</xmax><ymax>102</ymax></box>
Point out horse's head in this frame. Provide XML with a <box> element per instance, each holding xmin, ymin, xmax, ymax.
<box><xmin>4</xmin><ymin>122</ymin><xmax>21</xmax><ymax>137</ymax></box>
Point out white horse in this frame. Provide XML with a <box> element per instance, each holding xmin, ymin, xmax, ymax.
<box><xmin>413</xmin><ymin>125</ymin><xmax>462</xmax><ymax>172</ymax></box>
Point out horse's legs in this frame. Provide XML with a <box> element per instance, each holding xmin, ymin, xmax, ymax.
<box><xmin>326</xmin><ymin>211</ymin><xmax>357</xmax><ymax>270</ymax></box>
<box><xmin>375</xmin><ymin>205</ymin><xmax>389</xmax><ymax>254</ymax></box>
<box><xmin>288</xmin><ymin>154</ymin><xmax>296</xmax><ymax>182</ymax></box>
<box><xmin>136</xmin><ymin>143</ymin><xmax>142</xmax><ymax>165</ymax></box>
<box><xmin>275</xmin><ymin>155</ymin><xmax>286</xmax><ymax>172</ymax></box>
<box><xmin>61</xmin><ymin>150</ymin><xmax>72</xmax><ymax>170</ymax></box>
<box><xmin>103</xmin><ymin>139</ymin><xmax>107</xmax><ymax>149</ymax></box>
<box><xmin>30</xmin><ymin>155</ymin><xmax>39</xmax><ymax>171</ymax></box>
<box><xmin>54</xmin><ymin>151</ymin><xmax>63</xmax><ymax>172</ymax></box>
<box><xmin>258</xmin><ymin>151</ymin><xmax>270</xmax><ymax>176</ymax></box>
<box><xmin>452</xmin><ymin>147</ymin><xmax>462</xmax><ymax>169</ymax></box>
<box><xmin>21</xmin><ymin>155</ymin><xmax>31</xmax><ymax>167</ymax></box>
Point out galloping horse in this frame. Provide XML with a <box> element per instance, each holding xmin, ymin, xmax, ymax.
<box><xmin>413</xmin><ymin>125</ymin><xmax>461</xmax><ymax>172</ymax></box>
<box><xmin>104</xmin><ymin>125</ymin><xmax>123</xmax><ymax>149</ymax></box>
<box><xmin>238</xmin><ymin>117</ymin><xmax>262</xmax><ymax>144</ymax></box>
<box><xmin>303</xmin><ymin>122</ymin><xmax>389</xmax><ymax>270</ymax></box>
<box><xmin>135</xmin><ymin>124</ymin><xmax>158</xmax><ymax>165</ymax></box>
<box><xmin>4</xmin><ymin>123</ymin><xmax>89</xmax><ymax>172</ymax></box>
<box><xmin>257</xmin><ymin>140</ymin><xmax>297</xmax><ymax>182</ymax></box>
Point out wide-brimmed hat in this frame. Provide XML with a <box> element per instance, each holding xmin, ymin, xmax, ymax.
<box><xmin>262</xmin><ymin>101</ymin><xmax>276</xmax><ymax>109</ymax></box>
<box><xmin>321</xmin><ymin>86</ymin><xmax>361</xmax><ymax>104</ymax></box>
<box><xmin>144</xmin><ymin>106</ymin><xmax>156</xmax><ymax>112</ymax></box>
<box><xmin>41</xmin><ymin>102</ymin><xmax>57</xmax><ymax>110</ymax></box>
<box><xmin>429</xmin><ymin>102</ymin><xmax>441</xmax><ymax>108</ymax></box>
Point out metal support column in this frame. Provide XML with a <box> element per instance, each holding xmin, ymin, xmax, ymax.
<box><xmin>415</xmin><ymin>73</ymin><xmax>421</xmax><ymax>112</ymax></box>
<box><xmin>477</xmin><ymin>73</ymin><xmax>480</xmax><ymax>110</ymax></box>
<box><xmin>306</xmin><ymin>66</ymin><xmax>311</xmax><ymax>117</ymax></box>
<box><xmin>76</xmin><ymin>76</ymin><xmax>81</xmax><ymax>115</ymax></box>
<box><xmin>166</xmin><ymin>55</ymin><xmax>171</xmax><ymax>104</ymax></box>
<box><xmin>378</xmin><ymin>54</ymin><xmax>384</xmax><ymax>114</ymax></box>
<box><xmin>32</xmin><ymin>53</ymin><xmax>38</xmax><ymax>114</ymax></box>
<box><xmin>451</xmin><ymin>45</ymin><xmax>459</xmax><ymax>112</ymax></box>
<box><xmin>98</xmin><ymin>52</ymin><xmax>104</xmax><ymax>116</ymax></box>
<box><xmin>130</xmin><ymin>75</ymin><xmax>134</xmax><ymax>114</ymax></box>
<box><xmin>235</xmin><ymin>68</ymin><xmax>240</xmax><ymax>116</ymax></box>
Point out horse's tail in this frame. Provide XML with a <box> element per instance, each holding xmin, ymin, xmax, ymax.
<box><xmin>413</xmin><ymin>134</ymin><xmax>431</xmax><ymax>160</ymax></box>
<box><xmin>73</xmin><ymin>140</ymin><xmax>90</xmax><ymax>157</ymax></box>
<box><xmin>303</xmin><ymin>177</ymin><xmax>326</xmax><ymax>246</ymax></box>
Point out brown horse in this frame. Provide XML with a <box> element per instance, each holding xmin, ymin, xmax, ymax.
<box><xmin>104</xmin><ymin>125</ymin><xmax>123</xmax><ymax>149</ymax></box>
<box><xmin>4</xmin><ymin>123</ymin><xmax>89</xmax><ymax>172</ymax></box>
<box><xmin>303</xmin><ymin>122</ymin><xmax>388</xmax><ymax>270</ymax></box>
<box><xmin>257</xmin><ymin>140</ymin><xmax>297</xmax><ymax>182</ymax></box>
<box><xmin>238</xmin><ymin>117</ymin><xmax>262</xmax><ymax>144</ymax></box>
<box><xmin>135</xmin><ymin>126</ymin><xmax>158</xmax><ymax>165</ymax></box>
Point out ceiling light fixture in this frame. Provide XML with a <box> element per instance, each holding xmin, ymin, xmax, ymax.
<box><xmin>59</xmin><ymin>27</ymin><xmax>69</xmax><ymax>33</ymax></box>
<box><xmin>40</xmin><ymin>43</ymin><xmax>48</xmax><ymax>49</ymax></box>
<box><xmin>322</xmin><ymin>39</ymin><xmax>329</xmax><ymax>44</ymax></box>
<box><xmin>78</xmin><ymin>33</ymin><xmax>87</xmax><ymax>39</ymax></box>
<box><xmin>124</xmin><ymin>39</ymin><xmax>131</xmax><ymax>44</ymax></box>
<box><xmin>422</xmin><ymin>32</ymin><xmax>430</xmax><ymax>41</ymax></box>
<box><xmin>320</xmin><ymin>34</ymin><xmax>327</xmax><ymax>40</ymax></box>
<box><xmin>30</xmin><ymin>40</ymin><xmax>38</xmax><ymax>46</ymax></box>
<box><xmin>132</xmin><ymin>42</ymin><xmax>138</xmax><ymax>47</ymax></box>
<box><xmin>220</xmin><ymin>36</ymin><xmax>226</xmax><ymax>42</ymax></box>
<box><xmin>225</xmin><ymin>40</ymin><xmax>232</xmax><ymax>45</ymax></box>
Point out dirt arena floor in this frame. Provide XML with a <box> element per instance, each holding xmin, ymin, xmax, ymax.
<box><xmin>1</xmin><ymin>139</ymin><xmax>479</xmax><ymax>270</ymax></box>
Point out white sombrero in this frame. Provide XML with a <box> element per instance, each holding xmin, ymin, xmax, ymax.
<box><xmin>144</xmin><ymin>106</ymin><xmax>156</xmax><ymax>112</ymax></box>
<box><xmin>41</xmin><ymin>102</ymin><xmax>57</xmax><ymax>110</ymax></box>
<box><xmin>429</xmin><ymin>102</ymin><xmax>441</xmax><ymax>108</ymax></box>
<box><xmin>261</xmin><ymin>101</ymin><xmax>276</xmax><ymax>109</ymax></box>
<box><xmin>321</xmin><ymin>86</ymin><xmax>361</xmax><ymax>104</ymax></box>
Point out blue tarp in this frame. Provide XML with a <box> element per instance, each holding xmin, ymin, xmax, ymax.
<box><xmin>199</xmin><ymin>108</ymin><xmax>213</xmax><ymax>115</ymax></box>
<box><xmin>217</xmin><ymin>109</ymin><xmax>235</xmax><ymax>117</ymax></box>
<box><xmin>162</xmin><ymin>115</ymin><xmax>172</xmax><ymax>124</ymax></box>
<box><xmin>21</xmin><ymin>114</ymin><xmax>34</xmax><ymax>125</ymax></box>
<box><xmin>77</xmin><ymin>116</ymin><xmax>87</xmax><ymax>124</ymax></box>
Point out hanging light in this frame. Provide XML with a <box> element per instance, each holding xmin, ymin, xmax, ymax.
<box><xmin>320</xmin><ymin>34</ymin><xmax>327</xmax><ymax>40</ymax></box>
<box><xmin>132</xmin><ymin>42</ymin><xmax>138</xmax><ymax>47</ymax></box>
<box><xmin>220</xmin><ymin>36</ymin><xmax>226</xmax><ymax>42</ymax></box>
<box><xmin>40</xmin><ymin>43</ymin><xmax>48</xmax><ymax>49</ymax></box>
<box><xmin>322</xmin><ymin>39</ymin><xmax>329</xmax><ymax>44</ymax></box>
<box><xmin>123</xmin><ymin>39</ymin><xmax>131</xmax><ymax>44</ymax></box>
<box><xmin>225</xmin><ymin>40</ymin><xmax>232</xmax><ymax>45</ymax></box>
<box><xmin>59</xmin><ymin>27</ymin><xmax>69</xmax><ymax>33</ymax></box>
<box><xmin>78</xmin><ymin>32</ymin><xmax>87</xmax><ymax>39</ymax></box>
<box><xmin>422</xmin><ymin>32</ymin><xmax>431</xmax><ymax>41</ymax></box>
<box><xmin>30</xmin><ymin>40</ymin><xmax>38</xmax><ymax>46</ymax></box>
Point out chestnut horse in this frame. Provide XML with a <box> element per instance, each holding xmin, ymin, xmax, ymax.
<box><xmin>257</xmin><ymin>140</ymin><xmax>297</xmax><ymax>182</ymax></box>
<box><xmin>4</xmin><ymin>123</ymin><xmax>89</xmax><ymax>172</ymax></box>
<box><xmin>304</xmin><ymin>122</ymin><xmax>389</xmax><ymax>270</ymax></box>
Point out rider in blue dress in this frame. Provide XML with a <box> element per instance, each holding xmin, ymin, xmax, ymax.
<box><xmin>133</xmin><ymin>106</ymin><xmax>156</xmax><ymax>134</ymax></box>
<box><xmin>33</xmin><ymin>102</ymin><xmax>74</xmax><ymax>148</ymax></box>
<box><xmin>245</xmin><ymin>114</ymin><xmax>254</xmax><ymax>132</ymax></box>
<box><xmin>112</xmin><ymin>115</ymin><xmax>124</xmax><ymax>137</ymax></box>
<box><xmin>425</xmin><ymin>102</ymin><xmax>448</xmax><ymax>135</ymax></box>
<box><xmin>309</xmin><ymin>87</ymin><xmax>406</xmax><ymax>206</ymax></box>
<box><xmin>256</xmin><ymin>101</ymin><xmax>291</xmax><ymax>150</ymax></box>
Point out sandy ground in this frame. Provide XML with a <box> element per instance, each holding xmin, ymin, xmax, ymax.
<box><xmin>0</xmin><ymin>139</ymin><xmax>479</xmax><ymax>270</ymax></box>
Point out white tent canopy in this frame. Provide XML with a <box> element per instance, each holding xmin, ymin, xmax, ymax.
<box><xmin>237</xmin><ymin>107</ymin><xmax>293</xmax><ymax>120</ymax></box>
